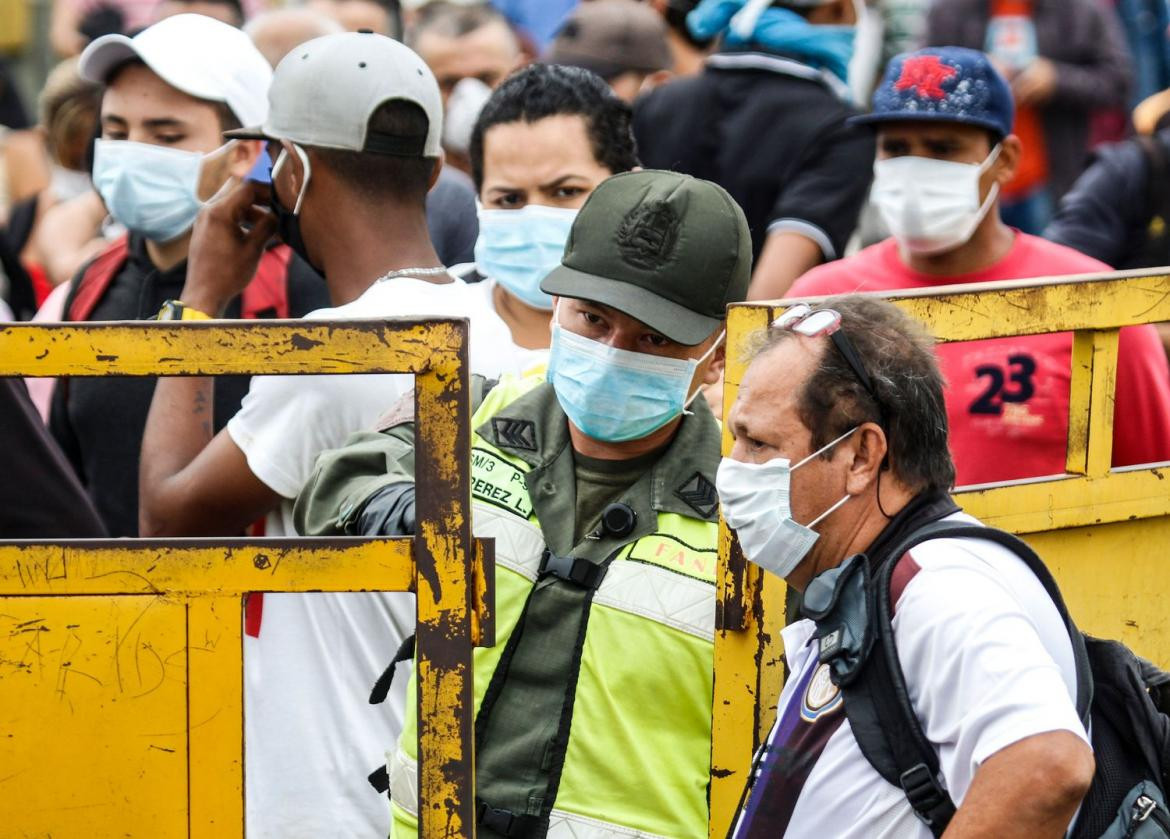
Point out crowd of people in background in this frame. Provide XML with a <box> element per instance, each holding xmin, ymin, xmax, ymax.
<box><xmin>2</xmin><ymin>0</ymin><xmax>1170</xmax><ymax>837</ymax></box>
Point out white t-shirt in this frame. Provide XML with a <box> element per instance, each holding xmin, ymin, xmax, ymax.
<box><xmin>734</xmin><ymin>512</ymin><xmax>1089</xmax><ymax>838</ymax></box>
<box><xmin>227</xmin><ymin>275</ymin><xmax>546</xmax><ymax>839</ymax></box>
<box><xmin>228</xmin><ymin>275</ymin><xmax>545</xmax><ymax>535</ymax></box>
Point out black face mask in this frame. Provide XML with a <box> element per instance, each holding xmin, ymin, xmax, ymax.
<box><xmin>269</xmin><ymin>185</ymin><xmax>323</xmax><ymax>277</ymax></box>
<box><xmin>268</xmin><ymin>145</ymin><xmax>325</xmax><ymax>277</ymax></box>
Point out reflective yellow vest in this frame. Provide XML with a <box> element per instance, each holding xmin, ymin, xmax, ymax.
<box><xmin>388</xmin><ymin>377</ymin><xmax>719</xmax><ymax>838</ymax></box>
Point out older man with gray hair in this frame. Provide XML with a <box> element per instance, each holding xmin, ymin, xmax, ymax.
<box><xmin>718</xmin><ymin>296</ymin><xmax>1094</xmax><ymax>837</ymax></box>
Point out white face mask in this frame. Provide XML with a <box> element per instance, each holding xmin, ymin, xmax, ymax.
<box><xmin>871</xmin><ymin>144</ymin><xmax>1002</xmax><ymax>256</ymax></box>
<box><xmin>443</xmin><ymin>76</ymin><xmax>492</xmax><ymax>156</ymax></box>
<box><xmin>715</xmin><ymin>427</ymin><xmax>858</xmax><ymax>580</ymax></box>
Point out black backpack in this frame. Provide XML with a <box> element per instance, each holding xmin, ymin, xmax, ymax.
<box><xmin>821</xmin><ymin>521</ymin><xmax>1170</xmax><ymax>838</ymax></box>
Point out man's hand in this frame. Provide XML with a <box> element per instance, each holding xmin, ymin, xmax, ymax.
<box><xmin>182</xmin><ymin>178</ymin><xmax>277</xmax><ymax>316</ymax></box>
<box><xmin>1013</xmin><ymin>57</ymin><xmax>1058</xmax><ymax>107</ymax></box>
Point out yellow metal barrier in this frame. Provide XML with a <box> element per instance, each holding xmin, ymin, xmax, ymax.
<box><xmin>710</xmin><ymin>270</ymin><xmax>1170</xmax><ymax>838</ymax></box>
<box><xmin>0</xmin><ymin>319</ymin><xmax>489</xmax><ymax>838</ymax></box>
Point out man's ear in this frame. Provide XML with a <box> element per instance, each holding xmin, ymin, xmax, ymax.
<box><xmin>227</xmin><ymin>139</ymin><xmax>263</xmax><ymax>178</ymax></box>
<box><xmin>993</xmin><ymin>134</ymin><xmax>1022</xmax><ymax>188</ymax></box>
<box><xmin>702</xmin><ymin>339</ymin><xmax>726</xmax><ymax>386</ymax></box>
<box><xmin>427</xmin><ymin>153</ymin><xmax>443</xmax><ymax>191</ymax></box>
<box><xmin>286</xmin><ymin>142</ymin><xmax>309</xmax><ymax>197</ymax></box>
<box><xmin>844</xmin><ymin>422</ymin><xmax>886</xmax><ymax>496</ymax></box>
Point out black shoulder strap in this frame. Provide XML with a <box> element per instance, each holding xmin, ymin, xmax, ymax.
<box><xmin>903</xmin><ymin>523</ymin><xmax>1092</xmax><ymax>721</ymax></box>
<box><xmin>1137</xmin><ymin>134</ymin><xmax>1170</xmax><ymax>224</ymax></box>
<box><xmin>841</xmin><ymin>521</ymin><xmax>1092</xmax><ymax>836</ymax></box>
<box><xmin>366</xmin><ymin>632</ymin><xmax>417</xmax><ymax>795</ymax></box>
<box><xmin>369</xmin><ymin>633</ymin><xmax>416</xmax><ymax>705</ymax></box>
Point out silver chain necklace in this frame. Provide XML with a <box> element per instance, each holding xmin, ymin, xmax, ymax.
<box><xmin>376</xmin><ymin>266</ymin><xmax>449</xmax><ymax>282</ymax></box>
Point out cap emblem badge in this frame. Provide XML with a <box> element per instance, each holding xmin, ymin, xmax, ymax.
<box><xmin>894</xmin><ymin>54</ymin><xmax>958</xmax><ymax>100</ymax></box>
<box><xmin>616</xmin><ymin>201</ymin><xmax>680</xmax><ymax>269</ymax></box>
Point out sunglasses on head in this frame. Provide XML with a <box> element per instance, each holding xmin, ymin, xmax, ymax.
<box><xmin>772</xmin><ymin>303</ymin><xmax>884</xmax><ymax>421</ymax></box>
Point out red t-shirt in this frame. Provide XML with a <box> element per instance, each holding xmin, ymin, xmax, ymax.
<box><xmin>790</xmin><ymin>234</ymin><xmax>1170</xmax><ymax>486</ymax></box>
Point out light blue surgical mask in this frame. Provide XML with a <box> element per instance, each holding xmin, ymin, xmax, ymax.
<box><xmin>547</xmin><ymin>304</ymin><xmax>724</xmax><ymax>442</ymax></box>
<box><xmin>474</xmin><ymin>204</ymin><xmax>578</xmax><ymax>311</ymax></box>
<box><xmin>92</xmin><ymin>139</ymin><xmax>225</xmax><ymax>243</ymax></box>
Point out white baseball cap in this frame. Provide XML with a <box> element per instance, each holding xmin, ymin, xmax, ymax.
<box><xmin>79</xmin><ymin>14</ymin><xmax>272</xmax><ymax>127</ymax></box>
<box><xmin>226</xmin><ymin>31</ymin><xmax>443</xmax><ymax>158</ymax></box>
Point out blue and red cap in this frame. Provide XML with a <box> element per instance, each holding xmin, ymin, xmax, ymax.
<box><xmin>850</xmin><ymin>47</ymin><xmax>1015</xmax><ymax>138</ymax></box>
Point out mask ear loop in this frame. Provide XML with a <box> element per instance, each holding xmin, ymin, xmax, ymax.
<box><xmin>272</xmin><ymin>143</ymin><xmax>312</xmax><ymax>215</ymax></box>
<box><xmin>289</xmin><ymin>143</ymin><xmax>312</xmax><ymax>215</ymax></box>
<box><xmin>790</xmin><ymin>425</ymin><xmax>863</xmax><ymax>529</ymax></box>
<box><xmin>807</xmin><ymin>492</ymin><xmax>852</xmax><ymax>529</ymax></box>
<box><xmin>682</xmin><ymin>329</ymin><xmax>727</xmax><ymax>414</ymax></box>
<box><xmin>550</xmin><ymin>299</ymin><xmax>563</xmax><ymax>334</ymax></box>
<box><xmin>966</xmin><ymin>143</ymin><xmax>1004</xmax><ymax>235</ymax></box>
<box><xmin>792</xmin><ymin>425</ymin><xmax>859</xmax><ymax>471</ymax></box>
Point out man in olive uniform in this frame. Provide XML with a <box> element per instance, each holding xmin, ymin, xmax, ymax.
<box><xmin>295</xmin><ymin>169</ymin><xmax>750</xmax><ymax>839</ymax></box>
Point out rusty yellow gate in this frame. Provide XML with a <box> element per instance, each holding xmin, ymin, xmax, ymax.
<box><xmin>0</xmin><ymin>318</ymin><xmax>490</xmax><ymax>838</ymax></box>
<box><xmin>710</xmin><ymin>270</ymin><xmax>1170</xmax><ymax>838</ymax></box>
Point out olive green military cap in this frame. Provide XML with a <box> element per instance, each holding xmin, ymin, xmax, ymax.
<box><xmin>541</xmin><ymin>169</ymin><xmax>752</xmax><ymax>345</ymax></box>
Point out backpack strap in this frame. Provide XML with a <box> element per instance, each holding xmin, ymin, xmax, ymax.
<box><xmin>67</xmin><ymin>239</ymin><xmax>291</xmax><ymax>322</ymax></box>
<box><xmin>366</xmin><ymin>632</ymin><xmax>417</xmax><ymax>795</ymax></box>
<box><xmin>369</xmin><ymin>633</ymin><xmax>415</xmax><ymax>705</ymax></box>
<box><xmin>841</xmin><ymin>521</ymin><xmax>1092</xmax><ymax>836</ymax></box>
<box><xmin>1136</xmin><ymin>134</ymin><xmax>1170</xmax><ymax>229</ymax></box>
<box><xmin>901</xmin><ymin>523</ymin><xmax>1092</xmax><ymax>722</ymax></box>
<box><xmin>67</xmin><ymin>235</ymin><xmax>130</xmax><ymax>322</ymax></box>
<box><xmin>1125</xmin><ymin>134</ymin><xmax>1170</xmax><ymax>270</ymax></box>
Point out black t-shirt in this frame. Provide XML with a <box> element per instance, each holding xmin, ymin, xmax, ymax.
<box><xmin>633</xmin><ymin>51</ymin><xmax>876</xmax><ymax>263</ymax></box>
<box><xmin>572</xmin><ymin>445</ymin><xmax>666</xmax><ymax>544</ymax></box>
<box><xmin>49</xmin><ymin>235</ymin><xmax>329</xmax><ymax>537</ymax></box>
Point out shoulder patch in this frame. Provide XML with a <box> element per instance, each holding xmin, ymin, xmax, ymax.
<box><xmin>617</xmin><ymin>201</ymin><xmax>681</xmax><ymax>269</ymax></box>
<box><xmin>675</xmin><ymin>471</ymin><xmax>719</xmax><ymax>518</ymax></box>
<box><xmin>889</xmin><ymin>552</ymin><xmax>923</xmax><ymax>615</ymax></box>
<box><xmin>492</xmin><ymin>417</ymin><xmax>537</xmax><ymax>451</ymax></box>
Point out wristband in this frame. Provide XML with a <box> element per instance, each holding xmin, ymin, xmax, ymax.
<box><xmin>157</xmin><ymin>300</ymin><xmax>212</xmax><ymax>321</ymax></box>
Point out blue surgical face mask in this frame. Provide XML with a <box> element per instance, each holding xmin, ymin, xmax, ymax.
<box><xmin>547</xmin><ymin>303</ymin><xmax>724</xmax><ymax>442</ymax></box>
<box><xmin>474</xmin><ymin>204</ymin><xmax>578</xmax><ymax>311</ymax></box>
<box><xmin>92</xmin><ymin>138</ymin><xmax>227</xmax><ymax>243</ymax></box>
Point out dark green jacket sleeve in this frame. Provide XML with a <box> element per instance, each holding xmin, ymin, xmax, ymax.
<box><xmin>293</xmin><ymin>424</ymin><xmax>417</xmax><ymax>536</ymax></box>
<box><xmin>293</xmin><ymin>375</ymin><xmax>496</xmax><ymax>536</ymax></box>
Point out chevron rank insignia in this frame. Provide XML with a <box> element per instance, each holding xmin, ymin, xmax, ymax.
<box><xmin>492</xmin><ymin>417</ymin><xmax>537</xmax><ymax>451</ymax></box>
<box><xmin>675</xmin><ymin>472</ymin><xmax>718</xmax><ymax>518</ymax></box>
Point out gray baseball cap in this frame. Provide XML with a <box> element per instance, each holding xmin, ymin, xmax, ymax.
<box><xmin>541</xmin><ymin>170</ymin><xmax>752</xmax><ymax>346</ymax></box>
<box><xmin>226</xmin><ymin>30</ymin><xmax>443</xmax><ymax>157</ymax></box>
